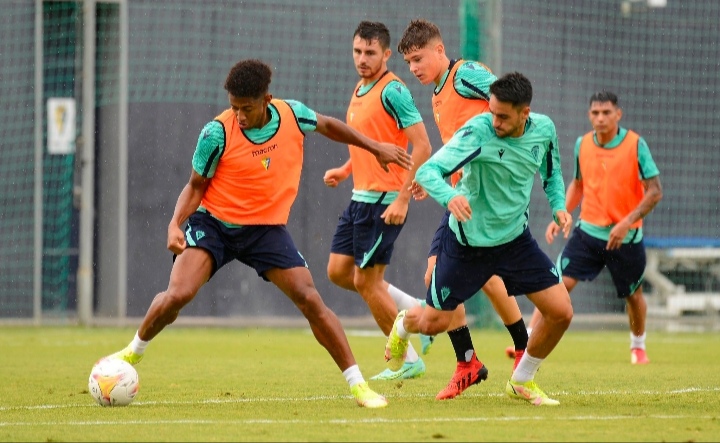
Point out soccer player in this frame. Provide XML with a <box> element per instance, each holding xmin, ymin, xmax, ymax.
<box><xmin>104</xmin><ymin>59</ymin><xmax>414</xmax><ymax>409</ymax></box>
<box><xmin>323</xmin><ymin>21</ymin><xmax>433</xmax><ymax>381</ymax></box>
<box><xmin>386</xmin><ymin>72</ymin><xmax>574</xmax><ymax>406</ymax></box>
<box><xmin>525</xmin><ymin>91</ymin><xmax>663</xmax><ymax>365</ymax></box>
<box><xmin>396</xmin><ymin>18</ymin><xmax>530</xmax><ymax>400</ymax></box>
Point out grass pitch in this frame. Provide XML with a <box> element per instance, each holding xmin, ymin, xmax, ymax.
<box><xmin>1</xmin><ymin>325</ymin><xmax>718</xmax><ymax>442</ymax></box>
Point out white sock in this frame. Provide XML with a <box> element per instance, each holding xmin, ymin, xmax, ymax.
<box><xmin>511</xmin><ymin>351</ymin><xmax>543</xmax><ymax>383</ymax></box>
<box><xmin>130</xmin><ymin>331</ymin><xmax>149</xmax><ymax>355</ymax></box>
<box><xmin>396</xmin><ymin>316</ymin><xmax>410</xmax><ymax>339</ymax></box>
<box><xmin>630</xmin><ymin>332</ymin><xmax>646</xmax><ymax>350</ymax></box>
<box><xmin>388</xmin><ymin>284</ymin><xmax>422</xmax><ymax>311</ymax></box>
<box><xmin>342</xmin><ymin>364</ymin><xmax>365</xmax><ymax>388</ymax></box>
<box><xmin>526</xmin><ymin>327</ymin><xmax>533</xmax><ymax>338</ymax></box>
<box><xmin>405</xmin><ymin>343</ymin><xmax>419</xmax><ymax>363</ymax></box>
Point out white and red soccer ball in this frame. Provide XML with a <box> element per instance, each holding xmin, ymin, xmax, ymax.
<box><xmin>88</xmin><ymin>358</ymin><xmax>140</xmax><ymax>407</ymax></box>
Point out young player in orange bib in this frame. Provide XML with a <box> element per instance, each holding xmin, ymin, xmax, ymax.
<box><xmin>103</xmin><ymin>59</ymin><xmax>414</xmax><ymax>409</ymax></box>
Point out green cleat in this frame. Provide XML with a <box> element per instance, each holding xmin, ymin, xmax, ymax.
<box><xmin>419</xmin><ymin>333</ymin><xmax>435</xmax><ymax>355</ymax></box>
<box><xmin>106</xmin><ymin>345</ymin><xmax>143</xmax><ymax>366</ymax></box>
<box><xmin>384</xmin><ymin>310</ymin><xmax>409</xmax><ymax>371</ymax></box>
<box><xmin>505</xmin><ymin>379</ymin><xmax>559</xmax><ymax>406</ymax></box>
<box><xmin>350</xmin><ymin>382</ymin><xmax>388</xmax><ymax>408</ymax></box>
<box><xmin>370</xmin><ymin>358</ymin><xmax>426</xmax><ymax>380</ymax></box>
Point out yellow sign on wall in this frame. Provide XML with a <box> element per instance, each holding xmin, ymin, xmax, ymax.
<box><xmin>47</xmin><ymin>97</ymin><xmax>76</xmax><ymax>155</ymax></box>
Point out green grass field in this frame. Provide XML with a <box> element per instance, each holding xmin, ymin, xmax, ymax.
<box><xmin>1</xmin><ymin>325</ymin><xmax>718</xmax><ymax>442</ymax></box>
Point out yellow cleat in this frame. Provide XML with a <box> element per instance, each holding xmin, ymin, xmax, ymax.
<box><xmin>106</xmin><ymin>345</ymin><xmax>143</xmax><ymax>366</ymax></box>
<box><xmin>384</xmin><ymin>310</ymin><xmax>409</xmax><ymax>371</ymax></box>
<box><xmin>350</xmin><ymin>382</ymin><xmax>388</xmax><ymax>408</ymax></box>
<box><xmin>505</xmin><ymin>379</ymin><xmax>559</xmax><ymax>406</ymax></box>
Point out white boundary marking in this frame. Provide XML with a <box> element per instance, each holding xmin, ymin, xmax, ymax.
<box><xmin>1</xmin><ymin>386</ymin><xmax>718</xmax><ymax>415</ymax></box>
<box><xmin>1</xmin><ymin>414</ymin><xmax>718</xmax><ymax>427</ymax></box>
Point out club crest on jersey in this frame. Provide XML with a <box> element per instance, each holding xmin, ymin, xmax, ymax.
<box><xmin>531</xmin><ymin>145</ymin><xmax>540</xmax><ymax>162</ymax></box>
<box><xmin>261</xmin><ymin>157</ymin><xmax>271</xmax><ymax>170</ymax></box>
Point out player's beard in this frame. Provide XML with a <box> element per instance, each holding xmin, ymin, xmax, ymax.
<box><xmin>358</xmin><ymin>64</ymin><xmax>382</xmax><ymax>80</ymax></box>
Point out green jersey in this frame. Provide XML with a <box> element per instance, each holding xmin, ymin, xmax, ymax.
<box><xmin>435</xmin><ymin>60</ymin><xmax>496</xmax><ymax>100</ymax></box>
<box><xmin>415</xmin><ymin>112</ymin><xmax>567</xmax><ymax>247</ymax></box>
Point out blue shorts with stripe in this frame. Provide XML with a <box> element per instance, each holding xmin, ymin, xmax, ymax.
<box><xmin>558</xmin><ymin>227</ymin><xmax>646</xmax><ymax>298</ymax></box>
<box><xmin>181</xmin><ymin>211</ymin><xmax>307</xmax><ymax>281</ymax></box>
<box><xmin>330</xmin><ymin>199</ymin><xmax>405</xmax><ymax>268</ymax></box>
<box><xmin>427</xmin><ymin>226</ymin><xmax>561</xmax><ymax>311</ymax></box>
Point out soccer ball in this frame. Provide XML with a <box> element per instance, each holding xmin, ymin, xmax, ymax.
<box><xmin>88</xmin><ymin>358</ymin><xmax>140</xmax><ymax>407</ymax></box>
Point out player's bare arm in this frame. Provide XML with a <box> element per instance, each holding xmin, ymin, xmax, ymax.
<box><xmin>381</xmin><ymin>122</ymin><xmax>432</xmax><ymax>225</ymax></box>
<box><xmin>546</xmin><ymin>178</ymin><xmax>583</xmax><ymax>244</ymax></box>
<box><xmin>607</xmin><ymin>176</ymin><xmax>663</xmax><ymax>250</ymax></box>
<box><xmin>167</xmin><ymin>170</ymin><xmax>210</xmax><ymax>255</ymax></box>
<box><xmin>323</xmin><ymin>159</ymin><xmax>352</xmax><ymax>188</ymax></box>
<box><xmin>314</xmin><ymin>113</ymin><xmax>413</xmax><ymax>172</ymax></box>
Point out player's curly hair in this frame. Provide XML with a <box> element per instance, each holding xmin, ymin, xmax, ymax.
<box><xmin>397</xmin><ymin>19</ymin><xmax>442</xmax><ymax>55</ymax></box>
<box><xmin>224</xmin><ymin>59</ymin><xmax>272</xmax><ymax>99</ymax></box>
<box><xmin>354</xmin><ymin>21</ymin><xmax>391</xmax><ymax>50</ymax></box>
<box><xmin>490</xmin><ymin>72</ymin><xmax>533</xmax><ymax>107</ymax></box>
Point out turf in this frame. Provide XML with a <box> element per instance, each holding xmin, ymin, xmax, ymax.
<box><xmin>1</xmin><ymin>326</ymin><xmax>718</xmax><ymax>442</ymax></box>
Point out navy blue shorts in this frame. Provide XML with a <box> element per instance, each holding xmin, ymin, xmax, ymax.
<box><xmin>330</xmin><ymin>200</ymin><xmax>405</xmax><ymax>268</ymax></box>
<box><xmin>182</xmin><ymin>211</ymin><xmax>307</xmax><ymax>281</ymax></box>
<box><xmin>427</xmin><ymin>227</ymin><xmax>561</xmax><ymax>311</ymax></box>
<box><xmin>558</xmin><ymin>228</ymin><xmax>646</xmax><ymax>298</ymax></box>
<box><xmin>427</xmin><ymin>210</ymin><xmax>451</xmax><ymax>258</ymax></box>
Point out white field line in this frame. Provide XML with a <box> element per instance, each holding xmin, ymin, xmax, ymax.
<box><xmin>1</xmin><ymin>386</ymin><xmax>718</xmax><ymax>413</ymax></box>
<box><xmin>1</xmin><ymin>414</ymin><xmax>718</xmax><ymax>427</ymax></box>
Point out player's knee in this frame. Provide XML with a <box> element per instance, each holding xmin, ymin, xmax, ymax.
<box><xmin>418</xmin><ymin>322</ymin><xmax>445</xmax><ymax>336</ymax></box>
<box><xmin>352</xmin><ymin>273</ymin><xmax>382</xmax><ymax>299</ymax></box>
<box><xmin>538</xmin><ymin>301</ymin><xmax>573</xmax><ymax>330</ymax></box>
<box><xmin>417</xmin><ymin>314</ymin><xmax>449</xmax><ymax>336</ymax></box>
<box><xmin>162</xmin><ymin>288</ymin><xmax>195</xmax><ymax>310</ymax></box>
<box><xmin>327</xmin><ymin>265</ymin><xmax>342</xmax><ymax>286</ymax></box>
<box><xmin>626</xmin><ymin>288</ymin><xmax>645</xmax><ymax>304</ymax></box>
<box><xmin>553</xmin><ymin>303</ymin><xmax>573</xmax><ymax>330</ymax></box>
<box><xmin>293</xmin><ymin>288</ymin><xmax>325</xmax><ymax>316</ymax></box>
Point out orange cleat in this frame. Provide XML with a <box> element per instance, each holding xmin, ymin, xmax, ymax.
<box><xmin>505</xmin><ymin>346</ymin><xmax>516</xmax><ymax>359</ymax></box>
<box><xmin>436</xmin><ymin>353</ymin><xmax>489</xmax><ymax>400</ymax></box>
<box><xmin>631</xmin><ymin>348</ymin><xmax>650</xmax><ymax>365</ymax></box>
